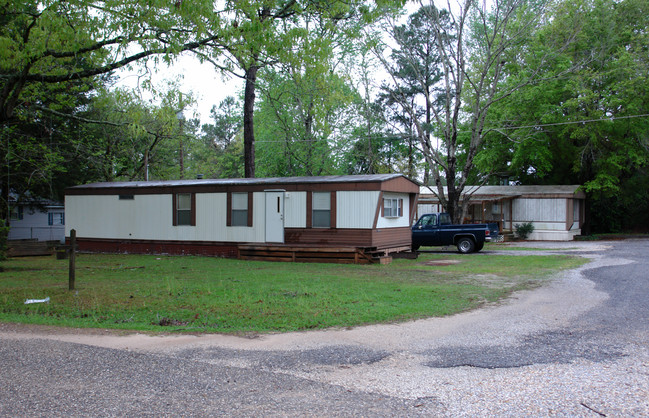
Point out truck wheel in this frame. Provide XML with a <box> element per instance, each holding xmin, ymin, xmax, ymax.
<box><xmin>457</xmin><ymin>238</ymin><xmax>476</xmax><ymax>254</ymax></box>
<box><xmin>412</xmin><ymin>245</ymin><xmax>420</xmax><ymax>251</ymax></box>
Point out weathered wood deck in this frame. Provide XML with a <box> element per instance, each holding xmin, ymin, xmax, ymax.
<box><xmin>7</xmin><ymin>239</ymin><xmax>60</xmax><ymax>257</ymax></box>
<box><xmin>237</xmin><ymin>245</ymin><xmax>408</xmax><ymax>264</ymax></box>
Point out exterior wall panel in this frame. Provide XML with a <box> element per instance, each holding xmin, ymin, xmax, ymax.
<box><xmin>284</xmin><ymin>191</ymin><xmax>307</xmax><ymax>228</ymax></box>
<box><xmin>67</xmin><ymin>193</ymin><xmax>269</xmax><ymax>243</ymax></box>
<box><xmin>376</xmin><ymin>193</ymin><xmax>410</xmax><ymax>229</ymax></box>
<box><xmin>195</xmin><ymin>193</ymin><xmax>226</xmax><ymax>241</ymax></box>
<box><xmin>66</xmin><ymin>194</ymin><xmax>171</xmax><ymax>240</ymax></box>
<box><xmin>336</xmin><ymin>191</ymin><xmax>380</xmax><ymax>229</ymax></box>
<box><xmin>513</xmin><ymin>198</ymin><xmax>565</xmax><ymax>224</ymax></box>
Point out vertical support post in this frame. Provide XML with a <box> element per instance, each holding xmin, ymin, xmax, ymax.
<box><xmin>481</xmin><ymin>201</ymin><xmax>486</xmax><ymax>223</ymax></box>
<box><xmin>69</xmin><ymin>229</ymin><xmax>76</xmax><ymax>291</ymax></box>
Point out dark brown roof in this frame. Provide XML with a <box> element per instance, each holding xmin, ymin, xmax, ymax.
<box><xmin>66</xmin><ymin>174</ymin><xmax>420</xmax><ymax>195</ymax></box>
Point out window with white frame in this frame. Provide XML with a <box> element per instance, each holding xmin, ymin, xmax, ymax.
<box><xmin>176</xmin><ymin>193</ymin><xmax>192</xmax><ymax>226</ymax></box>
<box><xmin>48</xmin><ymin>212</ymin><xmax>64</xmax><ymax>225</ymax></box>
<box><xmin>312</xmin><ymin>192</ymin><xmax>331</xmax><ymax>228</ymax></box>
<box><xmin>231</xmin><ymin>192</ymin><xmax>249</xmax><ymax>226</ymax></box>
<box><xmin>383</xmin><ymin>198</ymin><xmax>403</xmax><ymax>218</ymax></box>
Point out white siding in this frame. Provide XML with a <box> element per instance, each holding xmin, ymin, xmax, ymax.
<box><xmin>376</xmin><ymin>193</ymin><xmax>411</xmax><ymax>229</ymax></box>
<box><xmin>66</xmin><ymin>194</ymin><xmax>172</xmax><ymax>240</ymax></box>
<box><xmin>194</xmin><ymin>193</ymin><xmax>226</xmax><ymax>241</ymax></box>
<box><xmin>284</xmin><ymin>191</ymin><xmax>306</xmax><ymax>228</ymax></box>
<box><xmin>66</xmin><ymin>193</ymin><xmax>268</xmax><ymax>243</ymax></box>
<box><xmin>8</xmin><ymin>205</ymin><xmax>65</xmax><ymax>242</ymax></box>
<box><xmin>336</xmin><ymin>191</ymin><xmax>380</xmax><ymax>229</ymax></box>
<box><xmin>513</xmin><ymin>198</ymin><xmax>567</xmax><ymax>231</ymax></box>
<box><xmin>417</xmin><ymin>203</ymin><xmax>443</xmax><ymax>221</ymax></box>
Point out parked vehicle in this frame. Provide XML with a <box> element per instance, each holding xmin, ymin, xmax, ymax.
<box><xmin>412</xmin><ymin>213</ymin><xmax>499</xmax><ymax>253</ymax></box>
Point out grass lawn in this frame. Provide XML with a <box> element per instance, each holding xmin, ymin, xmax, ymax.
<box><xmin>0</xmin><ymin>252</ymin><xmax>587</xmax><ymax>334</ymax></box>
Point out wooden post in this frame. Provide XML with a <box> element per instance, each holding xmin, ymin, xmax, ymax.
<box><xmin>69</xmin><ymin>229</ymin><xmax>76</xmax><ymax>291</ymax></box>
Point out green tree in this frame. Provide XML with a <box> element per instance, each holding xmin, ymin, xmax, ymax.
<box><xmin>199</xmin><ymin>0</ymin><xmax>403</xmax><ymax>178</ymax></box>
<box><xmin>376</xmin><ymin>0</ymin><xmax>575</xmax><ymax>223</ymax></box>
<box><xmin>189</xmin><ymin>96</ymin><xmax>244</xmax><ymax>179</ymax></box>
<box><xmin>478</xmin><ymin>0</ymin><xmax>649</xmax><ymax>232</ymax></box>
<box><xmin>0</xmin><ymin>0</ymin><xmax>219</xmax><ymax>218</ymax></box>
<box><xmin>0</xmin><ymin>0</ymin><xmax>218</xmax><ymax>124</ymax></box>
<box><xmin>254</xmin><ymin>64</ymin><xmax>352</xmax><ymax>177</ymax></box>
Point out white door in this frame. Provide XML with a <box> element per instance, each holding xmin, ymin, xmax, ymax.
<box><xmin>265</xmin><ymin>191</ymin><xmax>284</xmax><ymax>243</ymax></box>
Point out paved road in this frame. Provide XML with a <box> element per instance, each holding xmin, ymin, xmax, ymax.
<box><xmin>1</xmin><ymin>240</ymin><xmax>648</xmax><ymax>416</ymax></box>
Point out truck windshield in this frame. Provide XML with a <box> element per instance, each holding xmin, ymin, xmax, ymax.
<box><xmin>439</xmin><ymin>213</ymin><xmax>452</xmax><ymax>225</ymax></box>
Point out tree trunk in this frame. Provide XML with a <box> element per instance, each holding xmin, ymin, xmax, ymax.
<box><xmin>243</xmin><ymin>63</ymin><xmax>259</xmax><ymax>178</ymax></box>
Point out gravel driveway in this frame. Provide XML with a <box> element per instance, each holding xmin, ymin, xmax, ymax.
<box><xmin>1</xmin><ymin>240</ymin><xmax>648</xmax><ymax>416</ymax></box>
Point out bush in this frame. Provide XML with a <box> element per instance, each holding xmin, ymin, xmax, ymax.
<box><xmin>515</xmin><ymin>222</ymin><xmax>535</xmax><ymax>240</ymax></box>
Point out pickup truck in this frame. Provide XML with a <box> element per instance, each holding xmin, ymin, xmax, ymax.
<box><xmin>412</xmin><ymin>213</ymin><xmax>499</xmax><ymax>253</ymax></box>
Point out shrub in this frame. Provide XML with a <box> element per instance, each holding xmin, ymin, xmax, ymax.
<box><xmin>515</xmin><ymin>222</ymin><xmax>535</xmax><ymax>240</ymax></box>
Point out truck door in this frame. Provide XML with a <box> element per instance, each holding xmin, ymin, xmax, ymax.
<box><xmin>412</xmin><ymin>214</ymin><xmax>440</xmax><ymax>246</ymax></box>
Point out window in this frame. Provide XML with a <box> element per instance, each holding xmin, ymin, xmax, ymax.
<box><xmin>48</xmin><ymin>212</ymin><xmax>64</xmax><ymax>226</ymax></box>
<box><xmin>10</xmin><ymin>206</ymin><xmax>23</xmax><ymax>221</ymax></box>
<box><xmin>383</xmin><ymin>198</ymin><xmax>403</xmax><ymax>218</ymax></box>
<box><xmin>119</xmin><ymin>195</ymin><xmax>134</xmax><ymax>200</ymax></box>
<box><xmin>175</xmin><ymin>193</ymin><xmax>193</xmax><ymax>226</ymax></box>
<box><xmin>439</xmin><ymin>213</ymin><xmax>452</xmax><ymax>225</ymax></box>
<box><xmin>418</xmin><ymin>214</ymin><xmax>436</xmax><ymax>227</ymax></box>
<box><xmin>312</xmin><ymin>192</ymin><xmax>331</xmax><ymax>228</ymax></box>
<box><xmin>231</xmin><ymin>192</ymin><xmax>249</xmax><ymax>226</ymax></box>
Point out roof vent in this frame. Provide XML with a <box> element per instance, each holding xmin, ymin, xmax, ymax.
<box><xmin>196</xmin><ymin>174</ymin><xmax>204</xmax><ymax>180</ymax></box>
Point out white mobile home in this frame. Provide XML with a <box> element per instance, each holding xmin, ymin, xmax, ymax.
<box><xmin>417</xmin><ymin>185</ymin><xmax>586</xmax><ymax>241</ymax></box>
<box><xmin>8</xmin><ymin>199</ymin><xmax>65</xmax><ymax>243</ymax></box>
<box><xmin>65</xmin><ymin>174</ymin><xmax>420</xmax><ymax>260</ymax></box>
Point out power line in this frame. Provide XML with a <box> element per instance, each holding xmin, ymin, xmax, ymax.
<box><xmin>252</xmin><ymin>113</ymin><xmax>649</xmax><ymax>143</ymax></box>
<box><xmin>487</xmin><ymin>113</ymin><xmax>649</xmax><ymax>131</ymax></box>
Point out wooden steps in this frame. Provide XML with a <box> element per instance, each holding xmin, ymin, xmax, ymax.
<box><xmin>238</xmin><ymin>245</ymin><xmax>381</xmax><ymax>264</ymax></box>
<box><xmin>7</xmin><ymin>239</ymin><xmax>59</xmax><ymax>257</ymax></box>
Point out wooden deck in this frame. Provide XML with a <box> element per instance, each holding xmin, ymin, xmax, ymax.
<box><xmin>237</xmin><ymin>245</ymin><xmax>407</xmax><ymax>264</ymax></box>
<box><xmin>7</xmin><ymin>239</ymin><xmax>60</xmax><ymax>257</ymax></box>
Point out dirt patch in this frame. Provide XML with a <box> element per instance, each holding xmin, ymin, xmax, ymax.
<box><xmin>421</xmin><ymin>259</ymin><xmax>463</xmax><ymax>266</ymax></box>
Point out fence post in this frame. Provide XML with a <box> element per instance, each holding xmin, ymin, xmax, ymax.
<box><xmin>69</xmin><ymin>229</ymin><xmax>76</xmax><ymax>291</ymax></box>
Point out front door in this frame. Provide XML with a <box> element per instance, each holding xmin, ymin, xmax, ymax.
<box><xmin>265</xmin><ymin>191</ymin><xmax>285</xmax><ymax>243</ymax></box>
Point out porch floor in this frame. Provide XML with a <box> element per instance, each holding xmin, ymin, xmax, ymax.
<box><xmin>238</xmin><ymin>244</ymin><xmax>410</xmax><ymax>264</ymax></box>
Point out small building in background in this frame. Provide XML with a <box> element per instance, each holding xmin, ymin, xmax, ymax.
<box><xmin>417</xmin><ymin>185</ymin><xmax>586</xmax><ymax>241</ymax></box>
<box><xmin>8</xmin><ymin>198</ymin><xmax>65</xmax><ymax>243</ymax></box>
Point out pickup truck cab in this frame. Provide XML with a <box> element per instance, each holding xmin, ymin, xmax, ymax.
<box><xmin>412</xmin><ymin>213</ymin><xmax>499</xmax><ymax>253</ymax></box>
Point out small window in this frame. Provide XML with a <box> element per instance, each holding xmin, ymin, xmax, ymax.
<box><xmin>312</xmin><ymin>192</ymin><xmax>331</xmax><ymax>228</ymax></box>
<box><xmin>383</xmin><ymin>198</ymin><xmax>403</xmax><ymax>218</ymax></box>
<box><xmin>10</xmin><ymin>206</ymin><xmax>23</xmax><ymax>221</ymax></box>
<box><xmin>119</xmin><ymin>195</ymin><xmax>134</xmax><ymax>200</ymax></box>
<box><xmin>48</xmin><ymin>212</ymin><xmax>65</xmax><ymax>226</ymax></box>
<box><xmin>176</xmin><ymin>193</ymin><xmax>192</xmax><ymax>226</ymax></box>
<box><xmin>231</xmin><ymin>192</ymin><xmax>248</xmax><ymax>226</ymax></box>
